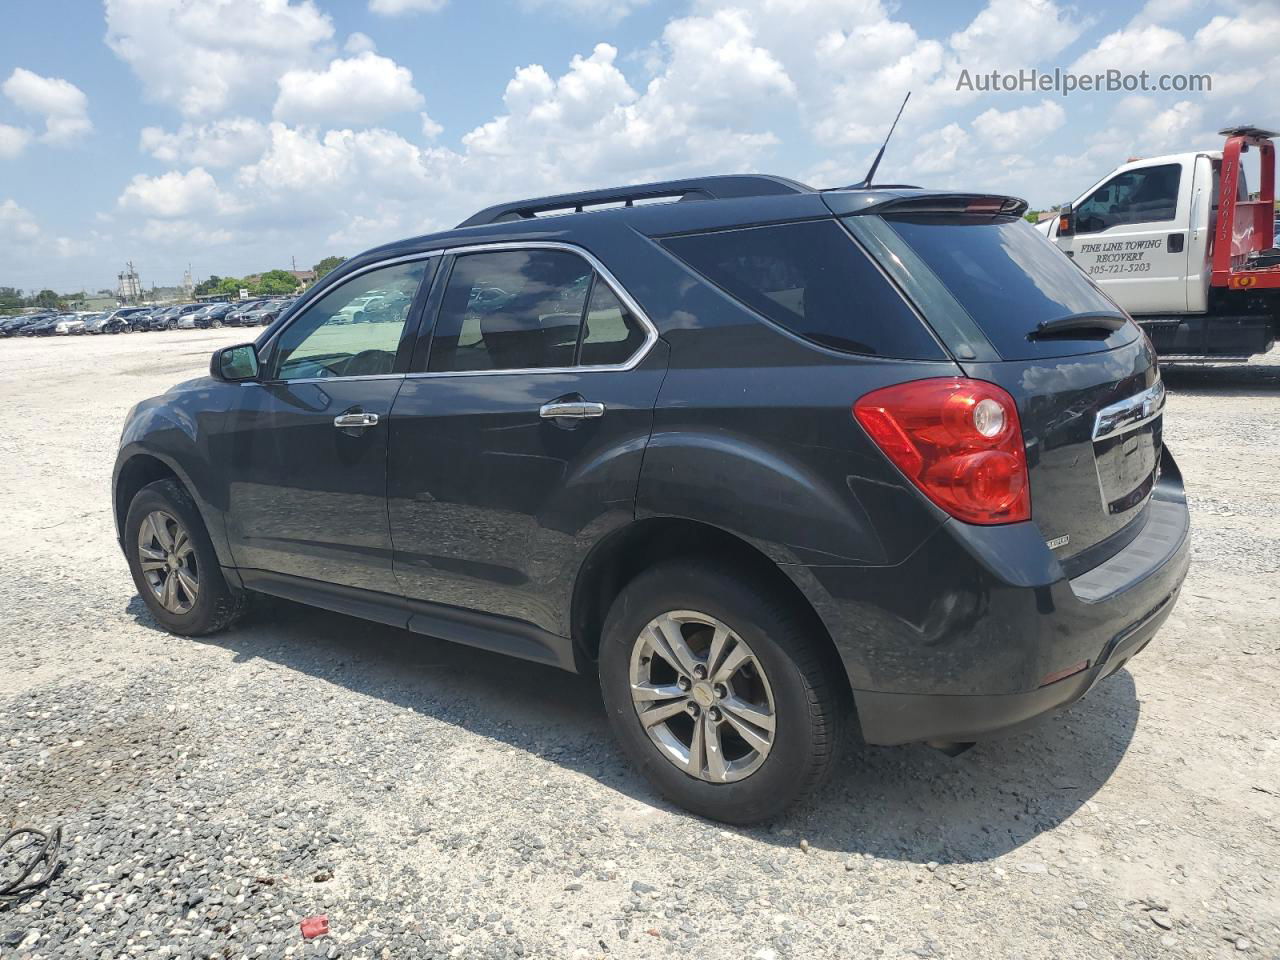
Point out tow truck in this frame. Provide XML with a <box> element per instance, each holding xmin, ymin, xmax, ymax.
<box><xmin>1043</xmin><ymin>126</ymin><xmax>1279</xmax><ymax>360</ymax></box>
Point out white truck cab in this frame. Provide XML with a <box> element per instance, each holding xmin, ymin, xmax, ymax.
<box><xmin>1046</xmin><ymin>127</ymin><xmax>1279</xmax><ymax>359</ymax></box>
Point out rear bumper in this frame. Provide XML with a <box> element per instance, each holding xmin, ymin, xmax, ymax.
<box><xmin>853</xmin><ymin>581</ymin><xmax>1178</xmax><ymax>744</ymax></box>
<box><xmin>784</xmin><ymin>453</ymin><xmax>1190</xmax><ymax>746</ymax></box>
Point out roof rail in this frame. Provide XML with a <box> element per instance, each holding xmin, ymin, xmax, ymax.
<box><xmin>456</xmin><ymin>174</ymin><xmax>812</xmax><ymax>228</ymax></box>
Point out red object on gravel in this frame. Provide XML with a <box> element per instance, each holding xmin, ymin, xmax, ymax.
<box><xmin>300</xmin><ymin>915</ymin><xmax>330</xmax><ymax>939</ymax></box>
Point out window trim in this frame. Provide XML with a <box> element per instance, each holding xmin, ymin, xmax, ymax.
<box><xmin>407</xmin><ymin>241</ymin><xmax>658</xmax><ymax>378</ymax></box>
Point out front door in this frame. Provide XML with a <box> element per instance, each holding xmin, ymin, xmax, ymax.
<box><xmin>1064</xmin><ymin>162</ymin><xmax>1190</xmax><ymax>314</ymax></box>
<box><xmin>222</xmin><ymin>257</ymin><xmax>435</xmax><ymax>592</ymax></box>
<box><xmin>387</xmin><ymin>245</ymin><xmax>666</xmax><ymax>635</ymax></box>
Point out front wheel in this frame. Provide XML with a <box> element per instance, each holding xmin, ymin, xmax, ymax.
<box><xmin>125</xmin><ymin>479</ymin><xmax>247</xmax><ymax>636</ymax></box>
<box><xmin>599</xmin><ymin>561</ymin><xmax>844</xmax><ymax>824</ymax></box>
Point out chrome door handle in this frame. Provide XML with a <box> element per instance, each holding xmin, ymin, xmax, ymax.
<box><xmin>539</xmin><ymin>400</ymin><xmax>606</xmax><ymax>420</ymax></box>
<box><xmin>333</xmin><ymin>412</ymin><xmax>380</xmax><ymax>429</ymax></box>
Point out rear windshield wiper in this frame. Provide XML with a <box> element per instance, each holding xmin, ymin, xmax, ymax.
<box><xmin>1029</xmin><ymin>313</ymin><xmax>1128</xmax><ymax>340</ymax></box>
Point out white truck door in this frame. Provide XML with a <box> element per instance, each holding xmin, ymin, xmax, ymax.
<box><xmin>1065</xmin><ymin>161</ymin><xmax>1191</xmax><ymax>314</ymax></box>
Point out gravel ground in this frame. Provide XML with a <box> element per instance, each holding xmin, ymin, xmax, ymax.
<box><xmin>1</xmin><ymin>329</ymin><xmax>1278</xmax><ymax>960</ymax></box>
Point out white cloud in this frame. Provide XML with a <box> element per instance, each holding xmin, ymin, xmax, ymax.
<box><xmin>1070</xmin><ymin>24</ymin><xmax>1190</xmax><ymax>75</ymax></box>
<box><xmin>421</xmin><ymin>112</ymin><xmax>443</xmax><ymax>139</ymax></box>
<box><xmin>369</xmin><ymin>0</ymin><xmax>447</xmax><ymax>14</ymax></box>
<box><xmin>118</xmin><ymin>167</ymin><xmax>233</xmax><ymax>218</ymax></box>
<box><xmin>345</xmin><ymin>32</ymin><xmax>377</xmax><ymax>54</ymax></box>
<box><xmin>0</xmin><ymin>199</ymin><xmax>40</xmax><ymax>240</ymax></box>
<box><xmin>274</xmin><ymin>53</ymin><xmax>425</xmax><ymax>125</ymax></box>
<box><xmin>105</xmin><ymin>0</ymin><xmax>334</xmax><ymax>117</ymax></box>
<box><xmin>2</xmin><ymin>68</ymin><xmax>91</xmax><ymax>144</ymax></box>
<box><xmin>949</xmin><ymin>0</ymin><xmax>1091</xmax><ymax>68</ymax></box>
<box><xmin>518</xmin><ymin>0</ymin><xmax>649</xmax><ymax>23</ymax></box>
<box><xmin>138</xmin><ymin>219</ymin><xmax>235</xmax><ymax>247</ymax></box>
<box><xmin>973</xmin><ymin>100</ymin><xmax>1066</xmax><ymax>145</ymax></box>
<box><xmin>139</xmin><ymin>118</ymin><xmax>269</xmax><ymax>168</ymax></box>
<box><xmin>0</xmin><ymin>124</ymin><xmax>32</xmax><ymax>159</ymax></box>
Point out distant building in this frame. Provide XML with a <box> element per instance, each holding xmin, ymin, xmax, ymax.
<box><xmin>288</xmin><ymin>269</ymin><xmax>316</xmax><ymax>287</ymax></box>
<box><xmin>116</xmin><ymin>261</ymin><xmax>142</xmax><ymax>302</ymax></box>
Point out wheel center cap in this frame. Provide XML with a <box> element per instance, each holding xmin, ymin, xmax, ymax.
<box><xmin>692</xmin><ymin>681</ymin><xmax>716</xmax><ymax>708</ymax></box>
<box><xmin>166</xmin><ymin>555</ymin><xmax>179</xmax><ymax>570</ymax></box>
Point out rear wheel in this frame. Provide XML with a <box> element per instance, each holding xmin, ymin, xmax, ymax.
<box><xmin>211</xmin><ymin>319</ymin><xmax>222</xmax><ymax>329</ymax></box>
<box><xmin>125</xmin><ymin>479</ymin><xmax>246</xmax><ymax>635</ymax></box>
<box><xmin>599</xmin><ymin>561</ymin><xmax>843</xmax><ymax>824</ymax></box>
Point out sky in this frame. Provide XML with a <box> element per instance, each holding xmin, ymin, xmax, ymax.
<box><xmin>0</xmin><ymin>0</ymin><xmax>1277</xmax><ymax>294</ymax></box>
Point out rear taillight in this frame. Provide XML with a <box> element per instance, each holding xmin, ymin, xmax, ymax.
<box><xmin>853</xmin><ymin>378</ymin><xmax>1030</xmax><ymax>525</ymax></box>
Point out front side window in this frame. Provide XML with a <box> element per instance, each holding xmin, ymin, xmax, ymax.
<box><xmin>428</xmin><ymin>249</ymin><xmax>616</xmax><ymax>372</ymax></box>
<box><xmin>270</xmin><ymin>259</ymin><xmax>430</xmax><ymax>380</ymax></box>
<box><xmin>1075</xmin><ymin>164</ymin><xmax>1181</xmax><ymax>234</ymax></box>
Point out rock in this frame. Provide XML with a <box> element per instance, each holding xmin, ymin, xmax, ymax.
<box><xmin>1071</xmin><ymin>900</ymin><xmax>1088</xmax><ymax>911</ymax></box>
<box><xmin>1160</xmin><ymin>934</ymin><xmax>1177</xmax><ymax>949</ymax></box>
<box><xmin>630</xmin><ymin>881</ymin><xmax>656</xmax><ymax>895</ymax></box>
<box><xmin>1235</xmin><ymin>938</ymin><xmax>1251</xmax><ymax>952</ymax></box>
<box><xmin>1150</xmin><ymin>913</ymin><xmax>1174</xmax><ymax>930</ymax></box>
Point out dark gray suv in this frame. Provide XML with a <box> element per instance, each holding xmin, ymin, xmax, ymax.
<box><xmin>114</xmin><ymin>175</ymin><xmax>1189</xmax><ymax>823</ymax></box>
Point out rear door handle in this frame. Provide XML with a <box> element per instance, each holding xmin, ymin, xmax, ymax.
<box><xmin>333</xmin><ymin>412</ymin><xmax>380</xmax><ymax>428</ymax></box>
<box><xmin>539</xmin><ymin>400</ymin><xmax>606</xmax><ymax>419</ymax></box>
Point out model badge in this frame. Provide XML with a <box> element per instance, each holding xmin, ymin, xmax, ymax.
<box><xmin>1046</xmin><ymin>534</ymin><xmax>1070</xmax><ymax>550</ymax></box>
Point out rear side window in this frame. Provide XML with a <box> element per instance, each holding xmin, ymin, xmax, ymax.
<box><xmin>883</xmin><ymin>216</ymin><xmax>1127</xmax><ymax>360</ymax></box>
<box><xmin>661</xmin><ymin>220</ymin><xmax>944</xmax><ymax>359</ymax></box>
<box><xmin>428</xmin><ymin>250</ymin><xmax>590</xmax><ymax>372</ymax></box>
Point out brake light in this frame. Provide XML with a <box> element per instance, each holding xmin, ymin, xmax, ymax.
<box><xmin>853</xmin><ymin>378</ymin><xmax>1030</xmax><ymax>525</ymax></box>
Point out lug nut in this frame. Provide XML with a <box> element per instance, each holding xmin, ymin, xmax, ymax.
<box><xmin>686</xmin><ymin>702</ymin><xmax>700</xmax><ymax>717</ymax></box>
<box><xmin>693</xmin><ymin>664</ymin><xmax>707</xmax><ymax>680</ymax></box>
<box><xmin>713</xmin><ymin>683</ymin><xmax>727</xmax><ymax>699</ymax></box>
<box><xmin>677</xmin><ymin>676</ymin><xmax>691</xmax><ymax>691</ymax></box>
<box><xmin>708</xmin><ymin>707</ymin><xmax>722</xmax><ymax>722</ymax></box>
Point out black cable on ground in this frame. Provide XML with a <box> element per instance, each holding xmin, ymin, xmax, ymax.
<box><xmin>0</xmin><ymin>827</ymin><xmax>62</xmax><ymax>897</ymax></box>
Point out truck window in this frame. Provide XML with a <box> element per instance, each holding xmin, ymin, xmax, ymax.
<box><xmin>1075</xmin><ymin>163</ymin><xmax>1181</xmax><ymax>234</ymax></box>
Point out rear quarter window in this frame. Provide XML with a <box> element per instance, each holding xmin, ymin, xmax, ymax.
<box><xmin>660</xmin><ymin>220</ymin><xmax>945</xmax><ymax>360</ymax></box>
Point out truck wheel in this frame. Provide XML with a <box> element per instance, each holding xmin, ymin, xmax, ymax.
<box><xmin>125</xmin><ymin>479</ymin><xmax>247</xmax><ymax>636</ymax></box>
<box><xmin>599</xmin><ymin>561</ymin><xmax>843</xmax><ymax>824</ymax></box>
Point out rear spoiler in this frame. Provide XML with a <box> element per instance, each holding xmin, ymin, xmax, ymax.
<box><xmin>825</xmin><ymin>191</ymin><xmax>1029</xmax><ymax>219</ymax></box>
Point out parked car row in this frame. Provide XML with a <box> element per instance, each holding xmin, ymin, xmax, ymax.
<box><xmin>0</xmin><ymin>298</ymin><xmax>296</xmax><ymax>338</ymax></box>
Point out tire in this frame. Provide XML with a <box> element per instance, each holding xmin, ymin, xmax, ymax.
<box><xmin>599</xmin><ymin>560</ymin><xmax>844</xmax><ymax>824</ymax></box>
<box><xmin>211</xmin><ymin>319</ymin><xmax>222</xmax><ymax>329</ymax></box>
<box><xmin>124</xmin><ymin>478</ymin><xmax>247</xmax><ymax>636</ymax></box>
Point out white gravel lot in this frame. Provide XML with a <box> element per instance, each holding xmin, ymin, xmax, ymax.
<box><xmin>1</xmin><ymin>328</ymin><xmax>1278</xmax><ymax>960</ymax></box>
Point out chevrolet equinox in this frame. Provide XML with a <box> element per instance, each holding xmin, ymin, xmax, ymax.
<box><xmin>113</xmin><ymin>175</ymin><xmax>1190</xmax><ymax>823</ymax></box>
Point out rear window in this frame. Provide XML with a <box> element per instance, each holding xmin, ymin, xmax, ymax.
<box><xmin>882</xmin><ymin>216</ymin><xmax>1128</xmax><ymax>360</ymax></box>
<box><xmin>661</xmin><ymin>220</ymin><xmax>944</xmax><ymax>359</ymax></box>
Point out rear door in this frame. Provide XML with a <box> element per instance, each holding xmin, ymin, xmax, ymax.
<box><xmin>1066</xmin><ymin>162</ymin><xmax>1190</xmax><ymax>314</ymax></box>
<box><xmin>387</xmin><ymin>243</ymin><xmax>665</xmax><ymax>636</ymax></box>
<box><xmin>851</xmin><ymin>209</ymin><xmax>1163</xmax><ymax>568</ymax></box>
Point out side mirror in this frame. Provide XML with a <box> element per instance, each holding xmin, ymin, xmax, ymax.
<box><xmin>1057</xmin><ymin>205</ymin><xmax>1074</xmax><ymax>237</ymax></box>
<box><xmin>211</xmin><ymin>343</ymin><xmax>260</xmax><ymax>382</ymax></box>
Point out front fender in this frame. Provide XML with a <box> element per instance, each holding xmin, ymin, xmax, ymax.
<box><xmin>113</xmin><ymin>382</ymin><xmax>237</xmax><ymax>566</ymax></box>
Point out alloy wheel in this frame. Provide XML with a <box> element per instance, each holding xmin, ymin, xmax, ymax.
<box><xmin>136</xmin><ymin>510</ymin><xmax>199</xmax><ymax>614</ymax></box>
<box><xmin>629</xmin><ymin>610</ymin><xmax>776</xmax><ymax>783</ymax></box>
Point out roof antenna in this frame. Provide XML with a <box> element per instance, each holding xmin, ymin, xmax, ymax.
<box><xmin>849</xmin><ymin>91</ymin><xmax>910</xmax><ymax>189</ymax></box>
